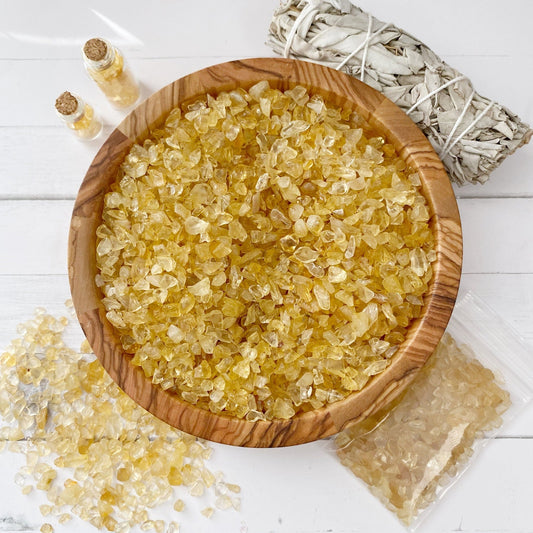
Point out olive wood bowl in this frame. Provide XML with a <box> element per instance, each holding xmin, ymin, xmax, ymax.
<box><xmin>69</xmin><ymin>58</ymin><xmax>462</xmax><ymax>447</ymax></box>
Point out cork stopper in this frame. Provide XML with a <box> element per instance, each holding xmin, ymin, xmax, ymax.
<box><xmin>84</xmin><ymin>38</ymin><xmax>108</xmax><ymax>61</ymax></box>
<box><xmin>55</xmin><ymin>91</ymin><xmax>78</xmax><ymax>116</ymax></box>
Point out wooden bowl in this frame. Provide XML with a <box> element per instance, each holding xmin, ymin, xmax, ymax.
<box><xmin>69</xmin><ymin>58</ymin><xmax>462</xmax><ymax>447</ymax></box>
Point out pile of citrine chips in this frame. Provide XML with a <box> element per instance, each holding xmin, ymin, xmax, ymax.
<box><xmin>96</xmin><ymin>81</ymin><xmax>435</xmax><ymax>421</ymax></box>
<box><xmin>0</xmin><ymin>308</ymin><xmax>240</xmax><ymax>533</ymax></box>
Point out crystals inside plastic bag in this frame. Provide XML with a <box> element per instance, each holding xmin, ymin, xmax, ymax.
<box><xmin>336</xmin><ymin>333</ymin><xmax>511</xmax><ymax>526</ymax></box>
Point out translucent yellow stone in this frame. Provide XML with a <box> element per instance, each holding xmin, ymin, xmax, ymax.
<box><xmin>292</xmin><ymin>246</ymin><xmax>320</xmax><ymax>264</ymax></box>
<box><xmin>184</xmin><ymin>216</ymin><xmax>208</xmax><ymax>235</ymax></box>
<box><xmin>116</xmin><ymin>466</ymin><xmax>132</xmax><ymax>482</ymax></box>
<box><xmin>271</xmin><ymin>398</ymin><xmax>296</xmax><ymax>419</ymax></box>
<box><xmin>103</xmin><ymin>516</ymin><xmax>117</xmax><ymax>531</ymax></box>
<box><xmin>226</xmin><ymin>483</ymin><xmax>241</xmax><ymax>493</ymax></box>
<box><xmin>80</xmin><ymin>339</ymin><xmax>92</xmax><ymax>353</ymax></box>
<box><xmin>306</xmin><ymin>215</ymin><xmax>324</xmax><ymax>235</ymax></box>
<box><xmin>228</xmin><ymin>220</ymin><xmax>248</xmax><ymax>242</ymax></box>
<box><xmin>167</xmin><ymin>467</ymin><xmax>183</xmax><ymax>486</ymax></box>
<box><xmin>173</xmin><ymin>499</ymin><xmax>185</xmax><ymax>512</ymax></box>
<box><xmin>188</xmin><ymin>278</ymin><xmax>210</xmax><ymax>297</ymax></box>
<box><xmin>280</xmin><ymin>234</ymin><xmax>299</xmax><ymax>252</ymax></box>
<box><xmin>222</xmin><ymin>298</ymin><xmax>246</xmax><ymax>318</ymax></box>
<box><xmin>313</xmin><ymin>285</ymin><xmax>331</xmax><ymax>311</ymax></box>
<box><xmin>59</xmin><ymin>514</ymin><xmax>72</xmax><ymax>524</ymax></box>
<box><xmin>327</xmin><ymin>266</ymin><xmax>347</xmax><ymax>283</ymax></box>
<box><xmin>200</xmin><ymin>507</ymin><xmax>214</xmax><ymax>518</ymax></box>
<box><xmin>39</xmin><ymin>505</ymin><xmax>53</xmax><ymax>516</ymax></box>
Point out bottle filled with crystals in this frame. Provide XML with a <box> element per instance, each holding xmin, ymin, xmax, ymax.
<box><xmin>83</xmin><ymin>38</ymin><xmax>140</xmax><ymax>109</ymax></box>
<box><xmin>55</xmin><ymin>91</ymin><xmax>102</xmax><ymax>140</ymax></box>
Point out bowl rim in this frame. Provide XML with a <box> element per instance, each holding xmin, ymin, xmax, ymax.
<box><xmin>68</xmin><ymin>57</ymin><xmax>462</xmax><ymax>447</ymax></box>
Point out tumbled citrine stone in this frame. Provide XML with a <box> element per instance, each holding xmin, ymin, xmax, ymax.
<box><xmin>96</xmin><ymin>82</ymin><xmax>435</xmax><ymax>420</ymax></box>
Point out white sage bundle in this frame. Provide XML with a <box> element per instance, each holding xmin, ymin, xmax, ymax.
<box><xmin>267</xmin><ymin>0</ymin><xmax>532</xmax><ymax>185</ymax></box>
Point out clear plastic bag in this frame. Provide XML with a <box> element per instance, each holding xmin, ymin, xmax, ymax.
<box><xmin>334</xmin><ymin>291</ymin><xmax>533</xmax><ymax>529</ymax></box>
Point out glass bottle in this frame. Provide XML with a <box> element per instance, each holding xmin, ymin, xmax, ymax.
<box><xmin>83</xmin><ymin>38</ymin><xmax>140</xmax><ymax>109</ymax></box>
<box><xmin>55</xmin><ymin>91</ymin><xmax>102</xmax><ymax>140</ymax></box>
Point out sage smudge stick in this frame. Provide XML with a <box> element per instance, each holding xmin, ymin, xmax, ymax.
<box><xmin>267</xmin><ymin>0</ymin><xmax>532</xmax><ymax>185</ymax></box>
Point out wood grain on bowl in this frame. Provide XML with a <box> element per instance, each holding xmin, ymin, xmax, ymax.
<box><xmin>68</xmin><ymin>58</ymin><xmax>462</xmax><ymax>447</ymax></box>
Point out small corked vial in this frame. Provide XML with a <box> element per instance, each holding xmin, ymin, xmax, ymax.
<box><xmin>55</xmin><ymin>91</ymin><xmax>102</xmax><ymax>140</ymax></box>
<box><xmin>83</xmin><ymin>38</ymin><xmax>140</xmax><ymax>109</ymax></box>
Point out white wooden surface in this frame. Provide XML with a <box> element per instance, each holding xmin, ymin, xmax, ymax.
<box><xmin>1</xmin><ymin>1</ymin><xmax>532</xmax><ymax>532</ymax></box>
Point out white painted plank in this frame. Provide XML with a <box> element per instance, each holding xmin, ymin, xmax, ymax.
<box><xmin>0</xmin><ymin>126</ymin><xmax>112</xmax><ymax>200</ymax></box>
<box><xmin>458</xmin><ymin>198</ymin><xmax>533</xmax><ymax>274</ymax></box>
<box><xmin>1</xmin><ymin>199</ymin><xmax>533</xmax><ymax>275</ymax></box>
<box><xmin>0</xmin><ymin>125</ymin><xmax>531</xmax><ymax>201</ymax></box>
<box><xmin>0</xmin><ymin>0</ymin><xmax>277</xmax><ymax>59</ymax></box>
<box><xmin>0</xmin><ymin>438</ymin><xmax>532</xmax><ymax>533</ymax></box>
<box><xmin>0</xmin><ymin>201</ymin><xmax>71</xmax><ymax>276</ymax></box>
<box><xmin>1</xmin><ymin>0</ymin><xmax>532</xmax><ymax>60</ymax></box>
<box><xmin>0</xmin><ymin>54</ymin><xmax>530</xmax><ymax>201</ymax></box>
<box><xmin>0</xmin><ymin>55</ymin><xmax>530</xmax><ymax>128</ymax></box>
<box><xmin>0</xmin><ymin>57</ymin><xmax>254</xmax><ymax>128</ymax></box>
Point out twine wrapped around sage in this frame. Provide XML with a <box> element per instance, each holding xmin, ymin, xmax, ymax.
<box><xmin>267</xmin><ymin>0</ymin><xmax>532</xmax><ymax>185</ymax></box>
